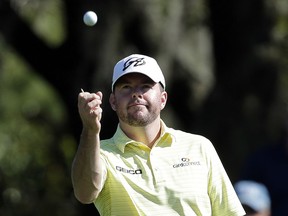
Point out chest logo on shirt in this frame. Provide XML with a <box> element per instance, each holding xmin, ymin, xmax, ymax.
<box><xmin>173</xmin><ymin>158</ymin><xmax>201</xmax><ymax>168</ymax></box>
<box><xmin>116</xmin><ymin>166</ymin><xmax>142</xmax><ymax>174</ymax></box>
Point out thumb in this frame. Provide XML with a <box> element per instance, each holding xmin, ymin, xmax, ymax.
<box><xmin>96</xmin><ymin>91</ymin><xmax>103</xmax><ymax>100</ymax></box>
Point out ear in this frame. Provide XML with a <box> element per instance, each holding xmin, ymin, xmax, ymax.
<box><xmin>160</xmin><ymin>91</ymin><xmax>168</xmax><ymax>110</ymax></box>
<box><xmin>109</xmin><ymin>93</ymin><xmax>117</xmax><ymax>111</ymax></box>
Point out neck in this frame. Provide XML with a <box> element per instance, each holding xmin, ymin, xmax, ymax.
<box><xmin>120</xmin><ymin>118</ymin><xmax>162</xmax><ymax>148</ymax></box>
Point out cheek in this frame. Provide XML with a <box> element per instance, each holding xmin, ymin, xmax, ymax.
<box><xmin>150</xmin><ymin>94</ymin><xmax>165</xmax><ymax>109</ymax></box>
<box><xmin>112</xmin><ymin>97</ymin><xmax>127</xmax><ymax>111</ymax></box>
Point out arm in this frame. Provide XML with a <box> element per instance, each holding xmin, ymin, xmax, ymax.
<box><xmin>71</xmin><ymin>90</ymin><xmax>106</xmax><ymax>204</ymax></box>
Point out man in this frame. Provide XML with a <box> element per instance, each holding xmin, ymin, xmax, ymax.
<box><xmin>72</xmin><ymin>54</ymin><xmax>245</xmax><ymax>215</ymax></box>
<box><xmin>234</xmin><ymin>180</ymin><xmax>271</xmax><ymax>216</ymax></box>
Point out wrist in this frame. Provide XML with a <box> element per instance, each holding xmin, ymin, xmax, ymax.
<box><xmin>81</xmin><ymin>127</ymin><xmax>100</xmax><ymax>137</ymax></box>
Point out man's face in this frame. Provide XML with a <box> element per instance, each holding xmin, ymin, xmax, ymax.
<box><xmin>109</xmin><ymin>73</ymin><xmax>167</xmax><ymax>127</ymax></box>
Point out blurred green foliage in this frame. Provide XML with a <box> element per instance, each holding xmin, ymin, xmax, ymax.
<box><xmin>12</xmin><ymin>0</ymin><xmax>66</xmax><ymax>46</ymax></box>
<box><xmin>0</xmin><ymin>43</ymin><xmax>78</xmax><ymax>215</ymax></box>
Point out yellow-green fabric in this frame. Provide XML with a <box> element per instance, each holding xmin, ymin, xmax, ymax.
<box><xmin>94</xmin><ymin>121</ymin><xmax>245</xmax><ymax>216</ymax></box>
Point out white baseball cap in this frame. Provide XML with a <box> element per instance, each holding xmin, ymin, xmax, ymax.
<box><xmin>234</xmin><ymin>180</ymin><xmax>271</xmax><ymax>213</ymax></box>
<box><xmin>112</xmin><ymin>54</ymin><xmax>165</xmax><ymax>91</ymax></box>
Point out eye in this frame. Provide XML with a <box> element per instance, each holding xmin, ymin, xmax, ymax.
<box><xmin>142</xmin><ymin>82</ymin><xmax>155</xmax><ymax>89</ymax></box>
<box><xmin>144</xmin><ymin>84</ymin><xmax>152</xmax><ymax>89</ymax></box>
<box><xmin>117</xmin><ymin>84</ymin><xmax>132</xmax><ymax>92</ymax></box>
<box><xmin>122</xmin><ymin>84</ymin><xmax>131</xmax><ymax>89</ymax></box>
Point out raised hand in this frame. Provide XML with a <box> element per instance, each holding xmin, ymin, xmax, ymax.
<box><xmin>78</xmin><ymin>90</ymin><xmax>103</xmax><ymax>134</ymax></box>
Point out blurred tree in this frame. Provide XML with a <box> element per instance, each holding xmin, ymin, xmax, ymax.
<box><xmin>204</xmin><ymin>0</ymin><xmax>288</xmax><ymax>175</ymax></box>
<box><xmin>0</xmin><ymin>0</ymin><xmax>288</xmax><ymax>215</ymax></box>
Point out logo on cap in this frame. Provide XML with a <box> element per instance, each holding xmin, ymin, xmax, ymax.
<box><xmin>123</xmin><ymin>57</ymin><xmax>146</xmax><ymax>71</ymax></box>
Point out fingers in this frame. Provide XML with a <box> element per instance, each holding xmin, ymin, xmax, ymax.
<box><xmin>96</xmin><ymin>91</ymin><xmax>103</xmax><ymax>101</ymax></box>
<box><xmin>79</xmin><ymin>91</ymin><xmax>102</xmax><ymax>109</ymax></box>
<box><xmin>78</xmin><ymin>90</ymin><xmax>103</xmax><ymax>131</ymax></box>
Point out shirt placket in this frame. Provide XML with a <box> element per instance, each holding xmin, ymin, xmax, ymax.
<box><xmin>149</xmin><ymin>149</ymin><xmax>166</xmax><ymax>184</ymax></box>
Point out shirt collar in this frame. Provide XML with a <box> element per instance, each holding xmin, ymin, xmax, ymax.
<box><xmin>112</xmin><ymin>120</ymin><xmax>175</xmax><ymax>153</ymax></box>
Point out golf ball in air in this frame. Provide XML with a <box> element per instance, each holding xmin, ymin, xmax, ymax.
<box><xmin>83</xmin><ymin>11</ymin><xmax>98</xmax><ymax>26</ymax></box>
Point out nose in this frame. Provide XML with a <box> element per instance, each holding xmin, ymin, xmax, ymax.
<box><xmin>132</xmin><ymin>87</ymin><xmax>143</xmax><ymax>98</ymax></box>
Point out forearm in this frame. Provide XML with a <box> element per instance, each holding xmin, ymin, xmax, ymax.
<box><xmin>71</xmin><ymin>130</ymin><xmax>105</xmax><ymax>204</ymax></box>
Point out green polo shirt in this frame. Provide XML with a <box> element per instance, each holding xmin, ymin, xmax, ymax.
<box><xmin>94</xmin><ymin>121</ymin><xmax>245</xmax><ymax>216</ymax></box>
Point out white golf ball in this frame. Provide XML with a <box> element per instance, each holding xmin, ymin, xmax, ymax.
<box><xmin>83</xmin><ymin>11</ymin><xmax>98</xmax><ymax>26</ymax></box>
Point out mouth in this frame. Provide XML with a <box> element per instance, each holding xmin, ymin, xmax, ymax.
<box><xmin>128</xmin><ymin>103</ymin><xmax>146</xmax><ymax>108</ymax></box>
<box><xmin>128</xmin><ymin>101</ymin><xmax>147</xmax><ymax>108</ymax></box>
